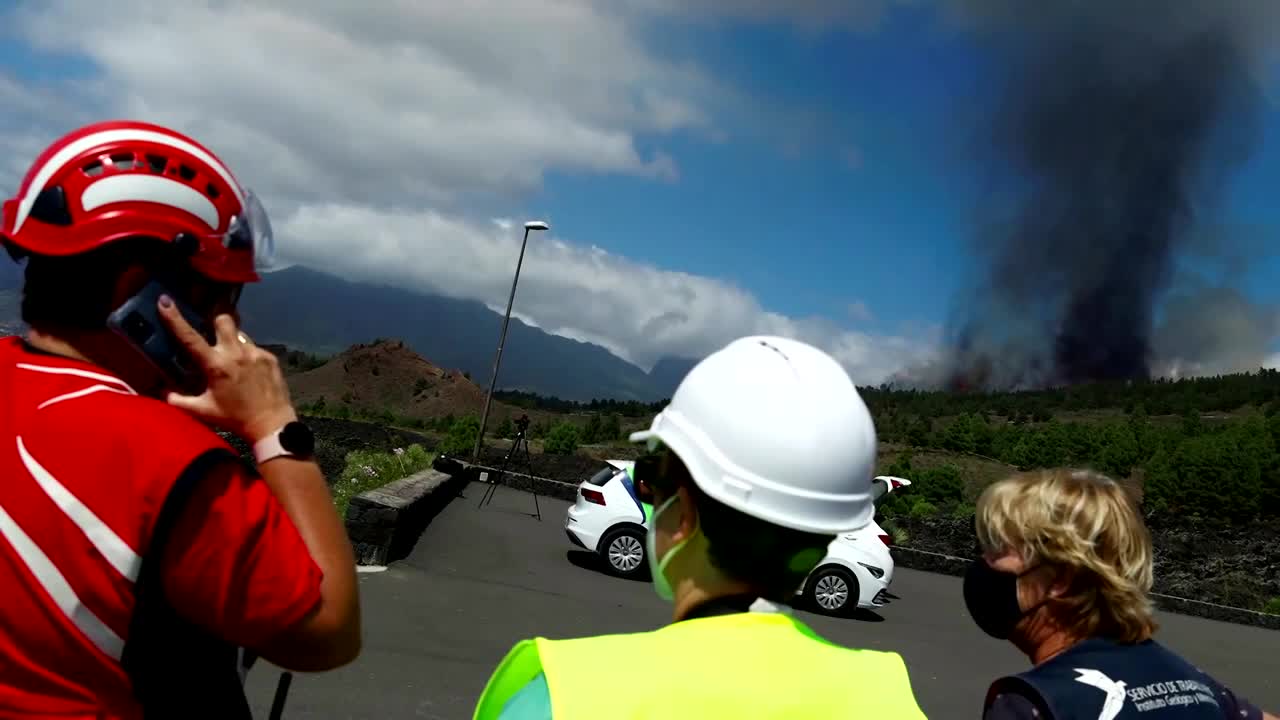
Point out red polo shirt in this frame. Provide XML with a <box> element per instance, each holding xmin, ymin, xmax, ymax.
<box><xmin>0</xmin><ymin>337</ymin><xmax>323</xmax><ymax>718</ymax></box>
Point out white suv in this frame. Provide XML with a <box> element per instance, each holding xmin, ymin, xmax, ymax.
<box><xmin>564</xmin><ymin>462</ymin><xmax>911</xmax><ymax>616</ymax></box>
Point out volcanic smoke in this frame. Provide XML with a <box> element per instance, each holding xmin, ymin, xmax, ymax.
<box><xmin>941</xmin><ymin>1</ymin><xmax>1266</xmax><ymax>391</ymax></box>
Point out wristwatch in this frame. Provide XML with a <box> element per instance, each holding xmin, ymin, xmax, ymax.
<box><xmin>252</xmin><ymin>421</ymin><xmax>316</xmax><ymax>465</ymax></box>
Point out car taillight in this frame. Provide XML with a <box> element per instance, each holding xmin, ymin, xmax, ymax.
<box><xmin>582</xmin><ymin>488</ymin><xmax>607</xmax><ymax>506</ymax></box>
<box><xmin>879</xmin><ymin>534</ymin><xmax>892</xmax><ymax>547</ymax></box>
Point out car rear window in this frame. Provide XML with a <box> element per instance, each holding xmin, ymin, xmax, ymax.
<box><xmin>871</xmin><ymin>478</ymin><xmax>888</xmax><ymax>501</ymax></box>
<box><xmin>586</xmin><ymin>465</ymin><xmax>618</xmax><ymax>486</ymax></box>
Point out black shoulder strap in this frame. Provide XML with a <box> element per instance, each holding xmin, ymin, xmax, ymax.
<box><xmin>986</xmin><ymin>676</ymin><xmax>1056</xmax><ymax>720</ymax></box>
<box><xmin>121</xmin><ymin>447</ymin><xmax>256</xmax><ymax>720</ymax></box>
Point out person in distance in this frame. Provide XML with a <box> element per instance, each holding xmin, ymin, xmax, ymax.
<box><xmin>966</xmin><ymin>468</ymin><xmax>1277</xmax><ymax>720</ymax></box>
<box><xmin>474</xmin><ymin>335</ymin><xmax>928</xmax><ymax>719</ymax></box>
<box><xmin>0</xmin><ymin>120</ymin><xmax>360</xmax><ymax>719</ymax></box>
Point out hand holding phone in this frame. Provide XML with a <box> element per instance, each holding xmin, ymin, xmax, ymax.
<box><xmin>154</xmin><ymin>295</ymin><xmax>298</xmax><ymax>443</ymax></box>
<box><xmin>106</xmin><ymin>281</ymin><xmax>214</xmax><ymax>395</ymax></box>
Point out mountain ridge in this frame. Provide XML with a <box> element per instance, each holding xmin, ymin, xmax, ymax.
<box><xmin>0</xmin><ymin>260</ymin><xmax>697</xmax><ymax>400</ymax></box>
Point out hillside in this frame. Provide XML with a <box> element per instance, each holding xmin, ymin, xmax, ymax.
<box><xmin>235</xmin><ymin>266</ymin><xmax>685</xmax><ymax>401</ymax></box>
<box><xmin>287</xmin><ymin>339</ymin><xmax>539</xmax><ymax>425</ymax></box>
<box><xmin>0</xmin><ymin>263</ymin><xmax>694</xmax><ymax>401</ymax></box>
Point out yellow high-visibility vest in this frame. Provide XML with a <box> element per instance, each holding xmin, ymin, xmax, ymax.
<box><xmin>474</xmin><ymin>610</ymin><xmax>929</xmax><ymax>719</ymax></box>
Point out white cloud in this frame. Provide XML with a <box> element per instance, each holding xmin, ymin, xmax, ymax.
<box><xmin>280</xmin><ymin>203</ymin><xmax>937</xmax><ymax>381</ymax></box>
<box><xmin>1</xmin><ymin>0</ymin><xmax>935</xmax><ymax>386</ymax></box>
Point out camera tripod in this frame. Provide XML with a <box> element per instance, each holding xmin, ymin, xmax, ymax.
<box><xmin>477</xmin><ymin>428</ymin><xmax>541</xmax><ymax>521</ymax></box>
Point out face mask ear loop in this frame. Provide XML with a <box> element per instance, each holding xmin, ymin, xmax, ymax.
<box><xmin>1016</xmin><ymin>563</ymin><xmax>1059</xmax><ymax>620</ymax></box>
<box><xmin>647</xmin><ymin>493</ymin><xmax>698</xmax><ymax>602</ymax></box>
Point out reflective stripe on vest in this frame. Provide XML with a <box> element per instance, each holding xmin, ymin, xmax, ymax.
<box><xmin>474</xmin><ymin>611</ymin><xmax>929</xmax><ymax>719</ymax></box>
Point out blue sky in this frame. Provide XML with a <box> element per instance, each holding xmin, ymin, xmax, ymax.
<box><xmin>532</xmin><ymin>5</ymin><xmax>1280</xmax><ymax>343</ymax></box>
<box><xmin>537</xmin><ymin>7</ymin><xmax>988</xmax><ymax>336</ymax></box>
<box><xmin>1</xmin><ymin>2</ymin><xmax>1277</xmax><ymax>378</ymax></box>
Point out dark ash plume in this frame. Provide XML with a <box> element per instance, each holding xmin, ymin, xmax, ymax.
<box><xmin>942</xmin><ymin>1</ymin><xmax>1268</xmax><ymax>391</ymax></box>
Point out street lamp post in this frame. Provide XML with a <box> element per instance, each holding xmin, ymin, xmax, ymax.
<box><xmin>473</xmin><ymin>220</ymin><xmax>550</xmax><ymax>461</ymax></box>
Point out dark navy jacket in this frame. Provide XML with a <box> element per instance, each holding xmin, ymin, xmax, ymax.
<box><xmin>982</xmin><ymin>637</ymin><xmax>1261</xmax><ymax>720</ymax></box>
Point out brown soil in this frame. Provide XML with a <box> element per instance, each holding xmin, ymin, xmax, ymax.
<box><xmin>286</xmin><ymin>339</ymin><xmax>540</xmax><ymax>424</ymax></box>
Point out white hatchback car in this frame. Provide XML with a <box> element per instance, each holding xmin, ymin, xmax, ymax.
<box><xmin>563</xmin><ymin>461</ymin><xmax>912</xmax><ymax>616</ymax></box>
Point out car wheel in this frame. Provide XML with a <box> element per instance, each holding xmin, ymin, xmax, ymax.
<box><xmin>805</xmin><ymin>565</ymin><xmax>859</xmax><ymax>616</ymax></box>
<box><xmin>598</xmin><ymin>526</ymin><xmax>646</xmax><ymax>579</ymax></box>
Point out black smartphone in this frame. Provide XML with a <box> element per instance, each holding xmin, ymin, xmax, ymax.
<box><xmin>106</xmin><ymin>280</ymin><xmax>214</xmax><ymax>394</ymax></box>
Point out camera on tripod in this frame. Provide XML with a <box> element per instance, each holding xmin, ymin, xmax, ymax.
<box><xmin>515</xmin><ymin>414</ymin><xmax>531</xmax><ymax>434</ymax></box>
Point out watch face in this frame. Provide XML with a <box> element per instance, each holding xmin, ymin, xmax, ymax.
<box><xmin>280</xmin><ymin>421</ymin><xmax>315</xmax><ymax>455</ymax></box>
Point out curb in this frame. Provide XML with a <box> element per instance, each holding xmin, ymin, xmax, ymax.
<box><xmin>889</xmin><ymin>547</ymin><xmax>1280</xmax><ymax>631</ymax></box>
<box><xmin>344</xmin><ymin>468</ymin><xmax>468</xmax><ymax>566</ymax></box>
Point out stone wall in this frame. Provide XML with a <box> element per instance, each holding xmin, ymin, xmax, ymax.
<box><xmin>888</xmin><ymin>546</ymin><xmax>1280</xmax><ymax>631</ymax></box>
<box><xmin>344</xmin><ymin>468</ymin><xmax>466</xmax><ymax>566</ymax></box>
<box><xmin>883</xmin><ymin>514</ymin><xmax>1280</xmax><ymax>615</ymax></box>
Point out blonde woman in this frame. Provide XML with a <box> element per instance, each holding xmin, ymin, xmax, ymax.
<box><xmin>965</xmin><ymin>469</ymin><xmax>1276</xmax><ymax>720</ymax></box>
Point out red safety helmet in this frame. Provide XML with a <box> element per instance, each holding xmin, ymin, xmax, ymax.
<box><xmin>1</xmin><ymin>120</ymin><xmax>273</xmax><ymax>284</ymax></box>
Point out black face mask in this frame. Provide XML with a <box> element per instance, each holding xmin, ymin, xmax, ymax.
<box><xmin>963</xmin><ymin>559</ymin><xmax>1047</xmax><ymax>640</ymax></box>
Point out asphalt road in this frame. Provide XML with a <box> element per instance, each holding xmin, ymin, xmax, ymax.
<box><xmin>245</xmin><ymin>482</ymin><xmax>1280</xmax><ymax>719</ymax></box>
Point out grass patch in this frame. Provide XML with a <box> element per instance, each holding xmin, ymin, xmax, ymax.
<box><xmin>332</xmin><ymin>443</ymin><xmax>434</xmax><ymax>517</ymax></box>
<box><xmin>1264</xmin><ymin>597</ymin><xmax>1280</xmax><ymax>616</ymax></box>
<box><xmin>882</xmin><ymin>519</ymin><xmax>910</xmax><ymax>547</ymax></box>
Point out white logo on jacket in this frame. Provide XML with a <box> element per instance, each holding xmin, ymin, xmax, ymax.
<box><xmin>1074</xmin><ymin>668</ymin><xmax>1128</xmax><ymax>720</ymax></box>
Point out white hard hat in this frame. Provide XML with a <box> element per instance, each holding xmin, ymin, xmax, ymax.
<box><xmin>630</xmin><ymin>335</ymin><xmax>878</xmax><ymax>535</ymax></box>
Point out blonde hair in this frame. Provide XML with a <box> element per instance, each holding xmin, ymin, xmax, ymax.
<box><xmin>975</xmin><ymin>468</ymin><xmax>1157</xmax><ymax>643</ymax></box>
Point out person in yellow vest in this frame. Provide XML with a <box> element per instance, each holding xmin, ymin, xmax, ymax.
<box><xmin>473</xmin><ymin>335</ymin><xmax>929</xmax><ymax>719</ymax></box>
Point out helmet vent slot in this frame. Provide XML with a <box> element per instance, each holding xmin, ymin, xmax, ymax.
<box><xmin>110</xmin><ymin>153</ymin><xmax>137</xmax><ymax>170</ymax></box>
<box><xmin>146</xmin><ymin>154</ymin><xmax>168</xmax><ymax>173</ymax></box>
<box><xmin>30</xmin><ymin>186</ymin><xmax>73</xmax><ymax>226</ymax></box>
<box><xmin>176</xmin><ymin>164</ymin><xmax>196</xmax><ymax>182</ymax></box>
<box><xmin>82</xmin><ymin>160</ymin><xmax>104</xmax><ymax>177</ymax></box>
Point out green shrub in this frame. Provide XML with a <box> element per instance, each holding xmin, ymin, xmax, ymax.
<box><xmin>881</xmin><ymin>519</ymin><xmax>909</xmax><ymax>546</ymax></box>
<box><xmin>601</xmin><ymin>413</ymin><xmax>622</xmax><ymax>441</ymax></box>
<box><xmin>440</xmin><ymin>415</ymin><xmax>480</xmax><ymax>456</ymax></box>
<box><xmin>1264</xmin><ymin>597</ymin><xmax>1280</xmax><ymax>616</ymax></box>
<box><xmin>581</xmin><ymin>414</ymin><xmax>603</xmax><ymax>444</ymax></box>
<box><xmin>544</xmin><ymin>421</ymin><xmax>581</xmax><ymax>455</ymax></box>
<box><xmin>878</xmin><ymin>492</ymin><xmax>907</xmax><ymax>517</ymax></box>
<box><xmin>529</xmin><ymin>420</ymin><xmax>551</xmax><ymax>439</ymax></box>
<box><xmin>916</xmin><ymin>464</ymin><xmax>965</xmax><ymax>506</ymax></box>
<box><xmin>909</xmin><ymin>499</ymin><xmax>939</xmax><ymax>518</ymax></box>
<box><xmin>332</xmin><ymin>444</ymin><xmax>434</xmax><ymax>517</ymax></box>
<box><xmin>493</xmin><ymin>416</ymin><xmax>515</xmax><ymax>439</ymax></box>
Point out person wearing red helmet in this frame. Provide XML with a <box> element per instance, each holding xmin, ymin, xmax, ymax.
<box><xmin>0</xmin><ymin>120</ymin><xmax>361</xmax><ymax>718</ymax></box>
